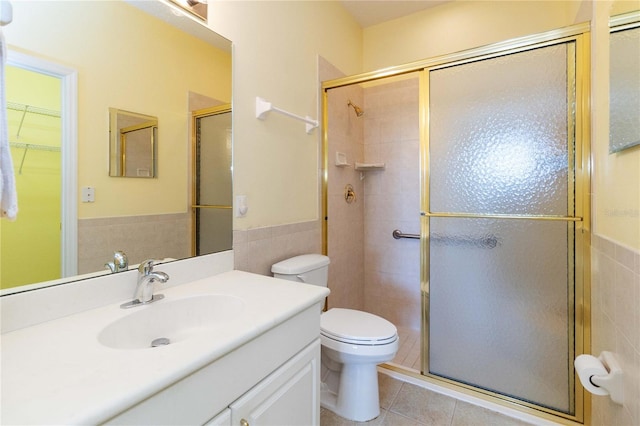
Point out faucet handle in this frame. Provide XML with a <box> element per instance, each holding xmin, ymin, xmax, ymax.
<box><xmin>138</xmin><ymin>259</ymin><xmax>157</xmax><ymax>275</ymax></box>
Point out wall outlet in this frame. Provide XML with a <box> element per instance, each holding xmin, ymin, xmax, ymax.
<box><xmin>81</xmin><ymin>187</ymin><xmax>95</xmax><ymax>203</ymax></box>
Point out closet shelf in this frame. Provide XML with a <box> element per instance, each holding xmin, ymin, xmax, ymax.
<box><xmin>7</xmin><ymin>101</ymin><xmax>60</xmax><ymax>118</ymax></box>
<box><xmin>10</xmin><ymin>142</ymin><xmax>61</xmax><ymax>152</ymax></box>
<box><xmin>9</xmin><ymin>142</ymin><xmax>61</xmax><ymax>175</ymax></box>
<box><xmin>355</xmin><ymin>162</ymin><xmax>385</xmax><ymax>171</ymax></box>
<box><xmin>8</xmin><ymin>101</ymin><xmax>61</xmax><ymax>139</ymax></box>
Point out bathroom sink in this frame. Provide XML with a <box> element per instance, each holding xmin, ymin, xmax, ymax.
<box><xmin>98</xmin><ymin>294</ymin><xmax>245</xmax><ymax>350</ymax></box>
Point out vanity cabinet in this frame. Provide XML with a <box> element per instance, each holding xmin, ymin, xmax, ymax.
<box><xmin>2</xmin><ymin>269</ymin><xmax>329</xmax><ymax>425</ymax></box>
<box><xmin>106</xmin><ymin>305</ymin><xmax>322</xmax><ymax>426</ymax></box>
<box><xmin>207</xmin><ymin>339</ymin><xmax>319</xmax><ymax>426</ymax></box>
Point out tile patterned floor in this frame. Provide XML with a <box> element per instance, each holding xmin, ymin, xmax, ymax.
<box><xmin>391</xmin><ymin>327</ymin><xmax>421</xmax><ymax>371</ymax></box>
<box><xmin>320</xmin><ymin>373</ymin><xmax>533</xmax><ymax>426</ymax></box>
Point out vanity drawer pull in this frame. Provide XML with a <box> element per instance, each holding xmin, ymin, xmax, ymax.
<box><xmin>240</xmin><ymin>419</ymin><xmax>250</xmax><ymax>426</ymax></box>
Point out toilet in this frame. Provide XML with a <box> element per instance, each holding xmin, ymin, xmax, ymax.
<box><xmin>272</xmin><ymin>254</ymin><xmax>399</xmax><ymax>422</ymax></box>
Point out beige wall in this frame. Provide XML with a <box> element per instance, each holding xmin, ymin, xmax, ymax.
<box><xmin>208</xmin><ymin>1</ymin><xmax>362</xmax><ymax>230</ymax></box>
<box><xmin>363</xmin><ymin>1</ymin><xmax>591</xmax><ymax>72</ymax></box>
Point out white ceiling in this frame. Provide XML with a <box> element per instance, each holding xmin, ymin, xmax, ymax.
<box><xmin>340</xmin><ymin>0</ymin><xmax>451</xmax><ymax>28</ymax></box>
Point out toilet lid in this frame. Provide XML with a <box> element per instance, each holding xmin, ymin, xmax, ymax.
<box><xmin>321</xmin><ymin>308</ymin><xmax>397</xmax><ymax>345</ymax></box>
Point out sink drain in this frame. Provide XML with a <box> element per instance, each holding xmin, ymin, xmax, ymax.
<box><xmin>151</xmin><ymin>337</ymin><xmax>171</xmax><ymax>347</ymax></box>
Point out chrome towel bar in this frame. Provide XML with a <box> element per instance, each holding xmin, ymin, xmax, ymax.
<box><xmin>392</xmin><ymin>229</ymin><xmax>499</xmax><ymax>249</ymax></box>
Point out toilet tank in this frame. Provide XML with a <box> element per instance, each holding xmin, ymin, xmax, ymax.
<box><xmin>271</xmin><ymin>254</ymin><xmax>330</xmax><ymax>287</ymax></box>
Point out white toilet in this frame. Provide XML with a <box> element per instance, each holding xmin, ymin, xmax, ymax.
<box><xmin>272</xmin><ymin>254</ymin><xmax>399</xmax><ymax>422</ymax></box>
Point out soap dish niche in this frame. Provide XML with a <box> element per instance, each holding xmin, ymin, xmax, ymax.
<box><xmin>335</xmin><ymin>152</ymin><xmax>351</xmax><ymax>167</ymax></box>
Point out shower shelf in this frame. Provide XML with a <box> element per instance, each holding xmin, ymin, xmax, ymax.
<box><xmin>355</xmin><ymin>162</ymin><xmax>385</xmax><ymax>171</ymax></box>
<box><xmin>335</xmin><ymin>152</ymin><xmax>351</xmax><ymax>167</ymax></box>
<box><xmin>355</xmin><ymin>162</ymin><xmax>385</xmax><ymax>180</ymax></box>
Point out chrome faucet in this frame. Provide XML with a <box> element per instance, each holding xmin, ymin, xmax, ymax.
<box><xmin>120</xmin><ymin>259</ymin><xmax>169</xmax><ymax>309</ymax></box>
<box><xmin>105</xmin><ymin>250</ymin><xmax>128</xmax><ymax>273</ymax></box>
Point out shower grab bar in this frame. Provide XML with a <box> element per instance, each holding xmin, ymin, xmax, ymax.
<box><xmin>392</xmin><ymin>229</ymin><xmax>499</xmax><ymax>249</ymax></box>
<box><xmin>255</xmin><ymin>97</ymin><xmax>319</xmax><ymax>134</ymax></box>
<box><xmin>392</xmin><ymin>229</ymin><xmax>419</xmax><ymax>239</ymax></box>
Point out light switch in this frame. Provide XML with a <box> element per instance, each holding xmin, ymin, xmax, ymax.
<box><xmin>81</xmin><ymin>186</ymin><xmax>95</xmax><ymax>203</ymax></box>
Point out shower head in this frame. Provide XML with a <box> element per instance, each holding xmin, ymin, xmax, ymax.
<box><xmin>347</xmin><ymin>100</ymin><xmax>364</xmax><ymax>117</ymax></box>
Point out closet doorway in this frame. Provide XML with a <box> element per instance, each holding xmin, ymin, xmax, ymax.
<box><xmin>191</xmin><ymin>105</ymin><xmax>232</xmax><ymax>256</ymax></box>
<box><xmin>1</xmin><ymin>53</ymin><xmax>77</xmax><ymax>291</ymax></box>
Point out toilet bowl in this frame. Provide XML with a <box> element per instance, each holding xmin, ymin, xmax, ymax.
<box><xmin>272</xmin><ymin>254</ymin><xmax>399</xmax><ymax>422</ymax></box>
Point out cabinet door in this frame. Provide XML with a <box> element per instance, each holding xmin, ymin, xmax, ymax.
<box><xmin>205</xmin><ymin>408</ymin><xmax>231</xmax><ymax>426</ymax></box>
<box><xmin>230</xmin><ymin>339</ymin><xmax>320</xmax><ymax>426</ymax></box>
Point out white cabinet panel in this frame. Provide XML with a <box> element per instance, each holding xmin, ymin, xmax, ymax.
<box><xmin>205</xmin><ymin>408</ymin><xmax>231</xmax><ymax>426</ymax></box>
<box><xmin>230</xmin><ymin>340</ymin><xmax>320</xmax><ymax>426</ymax></box>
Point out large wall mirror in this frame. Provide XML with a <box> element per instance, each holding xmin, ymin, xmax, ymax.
<box><xmin>610</xmin><ymin>11</ymin><xmax>640</xmax><ymax>153</ymax></box>
<box><xmin>1</xmin><ymin>0</ymin><xmax>232</xmax><ymax>294</ymax></box>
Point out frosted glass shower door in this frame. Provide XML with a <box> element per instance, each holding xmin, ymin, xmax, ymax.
<box><xmin>425</xmin><ymin>41</ymin><xmax>581</xmax><ymax>414</ymax></box>
<box><xmin>192</xmin><ymin>108</ymin><xmax>233</xmax><ymax>255</ymax></box>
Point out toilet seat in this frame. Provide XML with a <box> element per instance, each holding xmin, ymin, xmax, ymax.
<box><xmin>321</xmin><ymin>308</ymin><xmax>397</xmax><ymax>346</ymax></box>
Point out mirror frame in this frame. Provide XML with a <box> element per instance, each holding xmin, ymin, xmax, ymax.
<box><xmin>609</xmin><ymin>11</ymin><xmax>640</xmax><ymax>153</ymax></box>
<box><xmin>109</xmin><ymin>108</ymin><xmax>159</xmax><ymax>178</ymax></box>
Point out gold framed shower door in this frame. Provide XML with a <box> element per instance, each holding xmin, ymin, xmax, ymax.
<box><xmin>321</xmin><ymin>22</ymin><xmax>591</xmax><ymax>425</ymax></box>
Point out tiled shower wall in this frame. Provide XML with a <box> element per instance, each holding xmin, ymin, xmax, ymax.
<box><xmin>591</xmin><ymin>234</ymin><xmax>640</xmax><ymax>425</ymax></box>
<box><xmin>325</xmin><ymin>75</ymin><xmax>366</xmax><ymax>311</ymax></box>
<box><xmin>324</xmin><ymin>71</ymin><xmax>422</xmax><ymax>328</ymax></box>
<box><xmin>363</xmin><ymin>76</ymin><xmax>421</xmax><ymax>331</ymax></box>
<box><xmin>78</xmin><ymin>213</ymin><xmax>190</xmax><ymax>274</ymax></box>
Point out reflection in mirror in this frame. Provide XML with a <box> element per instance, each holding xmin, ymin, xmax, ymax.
<box><xmin>1</xmin><ymin>66</ymin><xmax>62</xmax><ymax>291</ymax></box>
<box><xmin>109</xmin><ymin>108</ymin><xmax>158</xmax><ymax>178</ymax></box>
<box><xmin>2</xmin><ymin>0</ymin><xmax>232</xmax><ymax>295</ymax></box>
<box><xmin>169</xmin><ymin>0</ymin><xmax>207</xmax><ymax>21</ymax></box>
<box><xmin>192</xmin><ymin>106</ymin><xmax>233</xmax><ymax>255</ymax></box>
<box><xmin>610</xmin><ymin>13</ymin><xmax>640</xmax><ymax>153</ymax></box>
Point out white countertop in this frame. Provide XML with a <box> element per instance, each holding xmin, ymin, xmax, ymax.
<box><xmin>0</xmin><ymin>270</ymin><xmax>329</xmax><ymax>425</ymax></box>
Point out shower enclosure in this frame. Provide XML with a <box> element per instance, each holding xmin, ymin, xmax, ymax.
<box><xmin>322</xmin><ymin>24</ymin><xmax>590</xmax><ymax>423</ymax></box>
<box><xmin>191</xmin><ymin>105</ymin><xmax>233</xmax><ymax>255</ymax></box>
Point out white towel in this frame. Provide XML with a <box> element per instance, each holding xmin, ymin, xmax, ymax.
<box><xmin>0</xmin><ymin>28</ymin><xmax>17</xmax><ymax>220</ymax></box>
